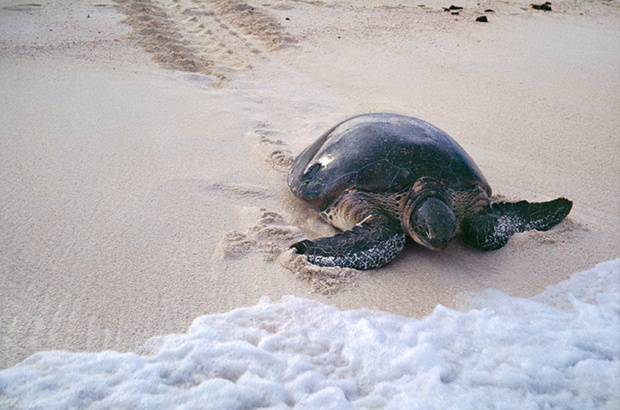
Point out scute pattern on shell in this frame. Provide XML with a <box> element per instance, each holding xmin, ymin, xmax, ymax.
<box><xmin>288</xmin><ymin>113</ymin><xmax>490</xmax><ymax>211</ymax></box>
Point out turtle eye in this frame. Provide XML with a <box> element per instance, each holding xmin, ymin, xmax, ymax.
<box><xmin>303</xmin><ymin>163</ymin><xmax>323</xmax><ymax>181</ymax></box>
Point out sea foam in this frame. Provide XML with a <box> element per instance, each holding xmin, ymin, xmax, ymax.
<box><xmin>1</xmin><ymin>260</ymin><xmax>618</xmax><ymax>409</ymax></box>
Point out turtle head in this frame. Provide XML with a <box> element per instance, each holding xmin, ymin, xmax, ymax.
<box><xmin>403</xmin><ymin>179</ymin><xmax>456</xmax><ymax>250</ymax></box>
<box><xmin>408</xmin><ymin>198</ymin><xmax>456</xmax><ymax>250</ymax></box>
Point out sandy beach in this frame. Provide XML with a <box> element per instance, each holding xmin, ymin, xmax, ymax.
<box><xmin>1</xmin><ymin>0</ymin><xmax>618</xmax><ymax>370</ymax></box>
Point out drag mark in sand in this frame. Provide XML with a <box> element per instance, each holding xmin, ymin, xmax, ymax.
<box><xmin>115</xmin><ymin>0</ymin><xmax>295</xmax><ymax>80</ymax></box>
<box><xmin>252</xmin><ymin>121</ymin><xmax>295</xmax><ymax>173</ymax></box>
<box><xmin>209</xmin><ymin>0</ymin><xmax>296</xmax><ymax>51</ymax></box>
<box><xmin>215</xmin><ymin>208</ymin><xmax>359</xmax><ymax>295</ymax></box>
<box><xmin>216</xmin><ymin>208</ymin><xmax>302</xmax><ymax>263</ymax></box>
<box><xmin>1</xmin><ymin>3</ymin><xmax>42</xmax><ymax>12</ymax></box>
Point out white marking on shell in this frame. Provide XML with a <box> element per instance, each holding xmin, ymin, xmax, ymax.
<box><xmin>317</xmin><ymin>155</ymin><xmax>333</xmax><ymax>167</ymax></box>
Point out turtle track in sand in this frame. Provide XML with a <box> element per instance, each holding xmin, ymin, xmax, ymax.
<box><xmin>115</xmin><ymin>0</ymin><xmax>295</xmax><ymax>80</ymax></box>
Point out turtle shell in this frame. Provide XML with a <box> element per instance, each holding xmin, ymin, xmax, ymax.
<box><xmin>288</xmin><ymin>113</ymin><xmax>491</xmax><ymax>210</ymax></box>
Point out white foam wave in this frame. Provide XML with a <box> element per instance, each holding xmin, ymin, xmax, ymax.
<box><xmin>1</xmin><ymin>260</ymin><xmax>618</xmax><ymax>409</ymax></box>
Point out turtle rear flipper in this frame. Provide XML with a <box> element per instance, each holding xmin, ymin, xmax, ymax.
<box><xmin>291</xmin><ymin>213</ymin><xmax>406</xmax><ymax>270</ymax></box>
<box><xmin>459</xmin><ymin>197</ymin><xmax>573</xmax><ymax>250</ymax></box>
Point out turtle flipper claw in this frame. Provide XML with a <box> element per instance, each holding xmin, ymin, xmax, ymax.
<box><xmin>291</xmin><ymin>215</ymin><xmax>406</xmax><ymax>270</ymax></box>
<box><xmin>459</xmin><ymin>198</ymin><xmax>573</xmax><ymax>250</ymax></box>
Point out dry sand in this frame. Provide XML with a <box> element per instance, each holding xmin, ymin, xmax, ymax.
<box><xmin>1</xmin><ymin>0</ymin><xmax>618</xmax><ymax>369</ymax></box>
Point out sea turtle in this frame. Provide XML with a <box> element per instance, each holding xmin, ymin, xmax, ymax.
<box><xmin>288</xmin><ymin>113</ymin><xmax>573</xmax><ymax>270</ymax></box>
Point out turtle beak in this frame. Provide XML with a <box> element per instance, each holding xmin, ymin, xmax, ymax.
<box><xmin>424</xmin><ymin>227</ymin><xmax>452</xmax><ymax>250</ymax></box>
<box><xmin>408</xmin><ymin>197</ymin><xmax>456</xmax><ymax>250</ymax></box>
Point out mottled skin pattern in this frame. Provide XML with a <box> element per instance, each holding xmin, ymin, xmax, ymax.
<box><xmin>288</xmin><ymin>114</ymin><xmax>572</xmax><ymax>270</ymax></box>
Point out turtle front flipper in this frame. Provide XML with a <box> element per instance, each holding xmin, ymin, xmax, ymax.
<box><xmin>459</xmin><ymin>197</ymin><xmax>573</xmax><ymax>250</ymax></box>
<box><xmin>291</xmin><ymin>213</ymin><xmax>406</xmax><ymax>270</ymax></box>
